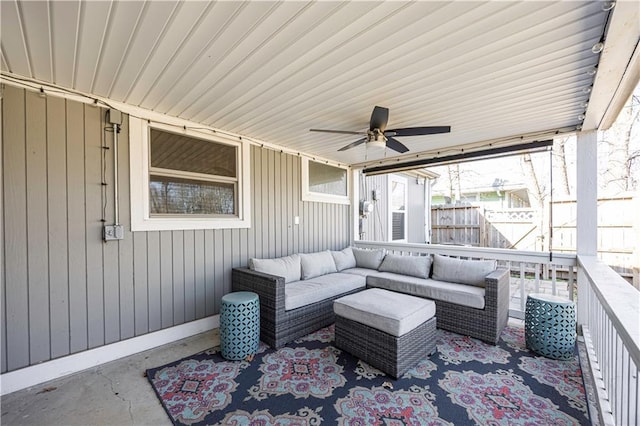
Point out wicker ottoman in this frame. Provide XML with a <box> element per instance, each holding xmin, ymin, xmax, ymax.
<box><xmin>333</xmin><ymin>288</ymin><xmax>436</xmax><ymax>379</ymax></box>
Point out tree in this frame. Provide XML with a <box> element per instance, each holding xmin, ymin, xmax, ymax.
<box><xmin>600</xmin><ymin>88</ymin><xmax>640</xmax><ymax>193</ymax></box>
<box><xmin>554</xmin><ymin>137</ymin><xmax>572</xmax><ymax>196</ymax></box>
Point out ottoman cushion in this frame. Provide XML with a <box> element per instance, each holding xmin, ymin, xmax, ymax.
<box><xmin>334</xmin><ymin>288</ymin><xmax>435</xmax><ymax>337</ymax></box>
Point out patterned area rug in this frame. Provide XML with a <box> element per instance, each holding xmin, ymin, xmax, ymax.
<box><xmin>146</xmin><ymin>324</ymin><xmax>590</xmax><ymax>425</ymax></box>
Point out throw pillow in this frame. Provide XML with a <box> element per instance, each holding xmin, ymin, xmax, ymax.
<box><xmin>300</xmin><ymin>251</ymin><xmax>338</xmax><ymax>280</ymax></box>
<box><xmin>249</xmin><ymin>254</ymin><xmax>301</xmax><ymax>283</ymax></box>
<box><xmin>331</xmin><ymin>247</ymin><xmax>356</xmax><ymax>271</ymax></box>
<box><xmin>378</xmin><ymin>253</ymin><xmax>431</xmax><ymax>279</ymax></box>
<box><xmin>352</xmin><ymin>247</ymin><xmax>386</xmax><ymax>270</ymax></box>
<box><xmin>432</xmin><ymin>254</ymin><xmax>496</xmax><ymax>287</ymax></box>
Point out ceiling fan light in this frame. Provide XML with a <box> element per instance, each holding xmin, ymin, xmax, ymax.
<box><xmin>368</xmin><ymin>139</ymin><xmax>387</xmax><ymax>150</ymax></box>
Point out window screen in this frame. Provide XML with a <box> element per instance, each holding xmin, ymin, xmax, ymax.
<box><xmin>308</xmin><ymin>161</ymin><xmax>347</xmax><ymax>196</ymax></box>
<box><xmin>149</xmin><ymin>129</ymin><xmax>238</xmax><ymax>216</ymax></box>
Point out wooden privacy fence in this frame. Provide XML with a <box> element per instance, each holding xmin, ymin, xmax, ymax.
<box><xmin>552</xmin><ymin>194</ymin><xmax>638</xmax><ymax>282</ymax></box>
<box><xmin>431</xmin><ymin>205</ymin><xmax>539</xmax><ymax>251</ymax></box>
<box><xmin>431</xmin><ymin>195</ymin><xmax>638</xmax><ymax>284</ymax></box>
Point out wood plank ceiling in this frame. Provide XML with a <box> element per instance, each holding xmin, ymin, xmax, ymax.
<box><xmin>0</xmin><ymin>1</ymin><xmax>629</xmax><ymax>166</ymax></box>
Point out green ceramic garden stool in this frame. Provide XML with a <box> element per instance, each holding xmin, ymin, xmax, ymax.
<box><xmin>525</xmin><ymin>293</ymin><xmax>576</xmax><ymax>360</ymax></box>
<box><xmin>220</xmin><ymin>291</ymin><xmax>260</xmax><ymax>361</ymax></box>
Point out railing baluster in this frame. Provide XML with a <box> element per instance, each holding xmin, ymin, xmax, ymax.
<box><xmin>519</xmin><ymin>262</ymin><xmax>525</xmax><ymax>313</ymax></box>
<box><xmin>568</xmin><ymin>266</ymin><xmax>575</xmax><ymax>301</ymax></box>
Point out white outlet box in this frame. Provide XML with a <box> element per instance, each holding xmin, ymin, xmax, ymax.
<box><xmin>104</xmin><ymin>224</ymin><xmax>124</xmax><ymax>241</ymax></box>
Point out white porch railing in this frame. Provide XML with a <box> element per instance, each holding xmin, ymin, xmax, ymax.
<box><xmin>578</xmin><ymin>255</ymin><xmax>640</xmax><ymax>426</ymax></box>
<box><xmin>354</xmin><ymin>241</ymin><xmax>577</xmax><ymax>318</ymax></box>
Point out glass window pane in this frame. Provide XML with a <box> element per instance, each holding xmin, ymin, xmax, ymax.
<box><xmin>149</xmin><ymin>175</ymin><xmax>235</xmax><ymax>215</ymax></box>
<box><xmin>308</xmin><ymin>161</ymin><xmax>347</xmax><ymax>196</ymax></box>
<box><xmin>150</xmin><ymin>129</ymin><xmax>236</xmax><ymax>177</ymax></box>
<box><xmin>391</xmin><ymin>181</ymin><xmax>405</xmax><ymax>211</ymax></box>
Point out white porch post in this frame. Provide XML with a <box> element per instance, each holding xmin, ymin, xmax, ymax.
<box><xmin>351</xmin><ymin>169</ymin><xmax>360</xmax><ymax>243</ymax></box>
<box><xmin>576</xmin><ymin>130</ymin><xmax>598</xmax><ymax>325</ymax></box>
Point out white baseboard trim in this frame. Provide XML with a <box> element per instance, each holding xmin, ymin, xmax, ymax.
<box><xmin>0</xmin><ymin>315</ymin><xmax>219</xmax><ymax>396</ymax></box>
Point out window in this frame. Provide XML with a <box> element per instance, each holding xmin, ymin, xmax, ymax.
<box><xmin>130</xmin><ymin>118</ymin><xmax>251</xmax><ymax>231</ymax></box>
<box><xmin>389</xmin><ymin>175</ymin><xmax>407</xmax><ymax>241</ymax></box>
<box><xmin>301</xmin><ymin>158</ymin><xmax>349</xmax><ymax>204</ymax></box>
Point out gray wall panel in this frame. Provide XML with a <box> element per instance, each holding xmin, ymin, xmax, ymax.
<box><xmin>103</xmin><ymin>232</ymin><xmax>120</xmax><ymax>344</ymax></box>
<box><xmin>184</xmin><ymin>230</ymin><xmax>196</xmax><ymax>323</ymax></box>
<box><xmin>407</xmin><ymin>178</ymin><xmax>426</xmax><ymax>244</ymax></box>
<box><xmin>46</xmin><ymin>95</ymin><xmax>70</xmax><ymax>359</ymax></box>
<box><xmin>25</xmin><ymin>91</ymin><xmax>50</xmax><ymax>364</ymax></box>
<box><xmin>3</xmin><ymin>85</ymin><xmax>30</xmax><ymax>371</ymax></box>
<box><xmin>213</xmin><ymin>230</ymin><xmax>223</xmax><ymax>314</ymax></box>
<box><xmin>66</xmin><ymin>100</ymin><xmax>88</xmax><ymax>354</ymax></box>
<box><xmin>117</xmin><ymin>118</ymin><xmax>135</xmax><ymax>340</ymax></box>
<box><xmin>147</xmin><ymin>231</ymin><xmax>161</xmax><ymax>332</ymax></box>
<box><xmin>85</xmin><ymin>105</ymin><xmax>105</xmax><ymax>349</ymax></box>
<box><xmin>1</xmin><ymin>88</ymin><xmax>351</xmax><ymax>373</ymax></box>
<box><xmin>159</xmin><ymin>231</ymin><xmax>173</xmax><ymax>329</ymax></box>
<box><xmin>204</xmin><ymin>230</ymin><xmax>215</xmax><ymax>317</ymax></box>
<box><xmin>193</xmin><ymin>231</ymin><xmax>205</xmax><ymax>319</ymax></box>
<box><xmin>361</xmin><ymin>174</ymin><xmax>388</xmax><ymax>241</ymax></box>
<box><xmin>133</xmin><ymin>231</ymin><xmax>149</xmax><ymax>336</ymax></box>
<box><xmin>274</xmin><ymin>152</ymin><xmax>282</xmax><ymax>257</ymax></box>
<box><xmin>172</xmin><ymin>231</ymin><xmax>185</xmax><ymax>325</ymax></box>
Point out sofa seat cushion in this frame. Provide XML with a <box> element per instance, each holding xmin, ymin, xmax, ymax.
<box><xmin>367</xmin><ymin>272</ymin><xmax>486</xmax><ymax>310</ymax></box>
<box><xmin>285</xmin><ymin>273</ymin><xmax>366</xmax><ymax>311</ymax></box>
<box><xmin>341</xmin><ymin>267</ymin><xmax>387</xmax><ymax>278</ymax></box>
<box><xmin>334</xmin><ymin>288</ymin><xmax>436</xmax><ymax>337</ymax></box>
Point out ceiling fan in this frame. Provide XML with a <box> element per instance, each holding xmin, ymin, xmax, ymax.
<box><xmin>310</xmin><ymin>106</ymin><xmax>451</xmax><ymax>153</ymax></box>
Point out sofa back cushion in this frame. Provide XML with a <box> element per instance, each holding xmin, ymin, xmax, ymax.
<box><xmin>352</xmin><ymin>247</ymin><xmax>386</xmax><ymax>270</ymax></box>
<box><xmin>300</xmin><ymin>251</ymin><xmax>338</xmax><ymax>280</ymax></box>
<box><xmin>378</xmin><ymin>253</ymin><xmax>431</xmax><ymax>279</ymax></box>
<box><xmin>331</xmin><ymin>247</ymin><xmax>356</xmax><ymax>271</ymax></box>
<box><xmin>432</xmin><ymin>254</ymin><xmax>496</xmax><ymax>287</ymax></box>
<box><xmin>249</xmin><ymin>254</ymin><xmax>301</xmax><ymax>283</ymax></box>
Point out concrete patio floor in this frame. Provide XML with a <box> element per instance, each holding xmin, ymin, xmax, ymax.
<box><xmin>1</xmin><ymin>329</ymin><xmax>219</xmax><ymax>426</ymax></box>
<box><xmin>1</xmin><ymin>317</ymin><xmax>598</xmax><ymax>426</ymax></box>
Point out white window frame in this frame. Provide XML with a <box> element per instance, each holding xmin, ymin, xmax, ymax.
<box><xmin>129</xmin><ymin>117</ymin><xmax>251</xmax><ymax>231</ymax></box>
<box><xmin>301</xmin><ymin>158</ymin><xmax>350</xmax><ymax>204</ymax></box>
<box><xmin>388</xmin><ymin>174</ymin><xmax>408</xmax><ymax>242</ymax></box>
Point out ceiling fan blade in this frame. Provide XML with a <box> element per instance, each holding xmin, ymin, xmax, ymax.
<box><xmin>370</xmin><ymin>106</ymin><xmax>389</xmax><ymax>131</ymax></box>
<box><xmin>386</xmin><ymin>126</ymin><xmax>451</xmax><ymax>137</ymax></box>
<box><xmin>310</xmin><ymin>128</ymin><xmax>364</xmax><ymax>135</ymax></box>
<box><xmin>338</xmin><ymin>137</ymin><xmax>367</xmax><ymax>151</ymax></box>
<box><xmin>385</xmin><ymin>137</ymin><xmax>410</xmax><ymax>153</ymax></box>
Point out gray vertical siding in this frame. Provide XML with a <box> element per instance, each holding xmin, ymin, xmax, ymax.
<box><xmin>1</xmin><ymin>85</ymin><xmax>351</xmax><ymax>373</ymax></box>
<box><xmin>407</xmin><ymin>177</ymin><xmax>427</xmax><ymax>244</ymax></box>
<box><xmin>361</xmin><ymin>173</ymin><xmax>426</xmax><ymax>243</ymax></box>
<box><xmin>361</xmin><ymin>174</ymin><xmax>389</xmax><ymax>241</ymax></box>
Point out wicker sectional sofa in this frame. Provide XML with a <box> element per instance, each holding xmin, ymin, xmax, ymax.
<box><xmin>232</xmin><ymin>247</ymin><xmax>510</xmax><ymax>348</ymax></box>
